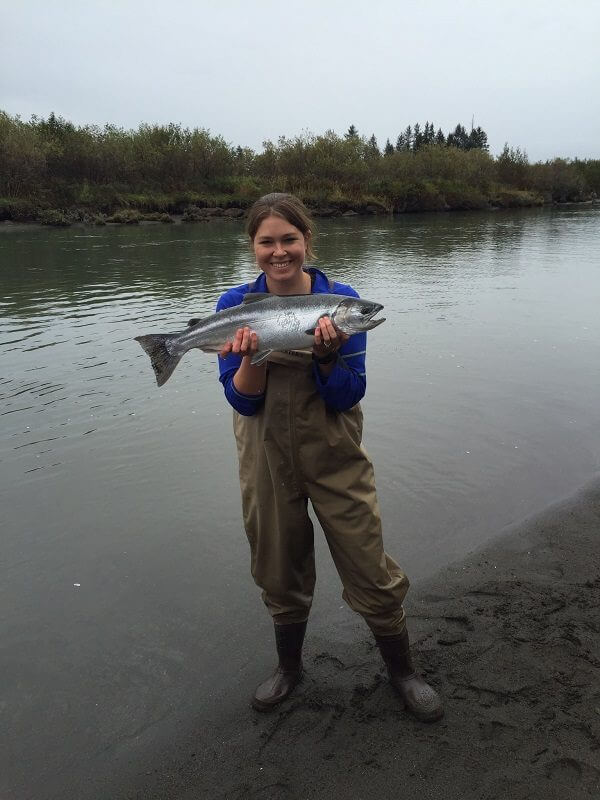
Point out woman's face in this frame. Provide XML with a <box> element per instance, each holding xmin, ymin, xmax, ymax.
<box><xmin>253</xmin><ymin>214</ymin><xmax>310</xmax><ymax>290</ymax></box>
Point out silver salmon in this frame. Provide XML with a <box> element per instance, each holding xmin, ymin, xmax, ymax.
<box><xmin>135</xmin><ymin>292</ymin><xmax>385</xmax><ymax>386</ymax></box>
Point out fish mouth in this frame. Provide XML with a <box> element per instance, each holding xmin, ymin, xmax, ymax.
<box><xmin>365</xmin><ymin>315</ymin><xmax>386</xmax><ymax>330</ymax></box>
<box><xmin>363</xmin><ymin>303</ymin><xmax>385</xmax><ymax>330</ymax></box>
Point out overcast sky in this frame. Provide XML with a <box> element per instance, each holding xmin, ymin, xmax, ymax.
<box><xmin>2</xmin><ymin>0</ymin><xmax>599</xmax><ymax>161</ymax></box>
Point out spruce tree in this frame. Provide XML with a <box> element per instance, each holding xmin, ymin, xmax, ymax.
<box><xmin>447</xmin><ymin>123</ymin><xmax>469</xmax><ymax>150</ymax></box>
<box><xmin>384</xmin><ymin>138</ymin><xmax>395</xmax><ymax>156</ymax></box>
<box><xmin>368</xmin><ymin>134</ymin><xmax>380</xmax><ymax>156</ymax></box>
<box><xmin>468</xmin><ymin>126</ymin><xmax>489</xmax><ymax>151</ymax></box>
<box><xmin>413</xmin><ymin>122</ymin><xmax>422</xmax><ymax>152</ymax></box>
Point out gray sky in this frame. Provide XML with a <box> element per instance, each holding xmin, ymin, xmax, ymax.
<box><xmin>2</xmin><ymin>0</ymin><xmax>599</xmax><ymax>161</ymax></box>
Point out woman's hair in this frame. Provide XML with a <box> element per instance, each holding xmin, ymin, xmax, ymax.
<box><xmin>246</xmin><ymin>193</ymin><xmax>316</xmax><ymax>260</ymax></box>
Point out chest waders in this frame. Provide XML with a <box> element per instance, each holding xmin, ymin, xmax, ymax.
<box><xmin>235</xmin><ymin>349</ymin><xmax>444</xmax><ymax>720</ymax></box>
<box><xmin>233</xmin><ymin>348</ymin><xmax>409</xmax><ymax>635</ymax></box>
<box><xmin>233</xmin><ymin>350</ymin><xmax>443</xmax><ymax>721</ymax></box>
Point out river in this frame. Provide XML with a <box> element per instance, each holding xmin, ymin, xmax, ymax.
<box><xmin>1</xmin><ymin>207</ymin><xmax>599</xmax><ymax>798</ymax></box>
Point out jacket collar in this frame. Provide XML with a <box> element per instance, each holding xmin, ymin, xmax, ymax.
<box><xmin>248</xmin><ymin>267</ymin><xmax>331</xmax><ymax>294</ymax></box>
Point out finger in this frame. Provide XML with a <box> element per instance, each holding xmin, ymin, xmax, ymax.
<box><xmin>314</xmin><ymin>325</ymin><xmax>323</xmax><ymax>346</ymax></box>
<box><xmin>319</xmin><ymin>318</ymin><xmax>333</xmax><ymax>347</ymax></box>
<box><xmin>240</xmin><ymin>326</ymin><xmax>252</xmax><ymax>353</ymax></box>
<box><xmin>219</xmin><ymin>341</ymin><xmax>233</xmax><ymax>358</ymax></box>
<box><xmin>249</xmin><ymin>331</ymin><xmax>259</xmax><ymax>353</ymax></box>
<box><xmin>324</xmin><ymin>317</ymin><xmax>338</xmax><ymax>337</ymax></box>
<box><xmin>231</xmin><ymin>327</ymin><xmax>245</xmax><ymax>354</ymax></box>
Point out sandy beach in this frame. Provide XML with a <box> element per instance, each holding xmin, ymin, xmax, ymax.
<box><xmin>123</xmin><ymin>478</ymin><xmax>600</xmax><ymax>800</ymax></box>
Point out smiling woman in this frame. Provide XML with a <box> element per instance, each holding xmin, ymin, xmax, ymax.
<box><xmin>214</xmin><ymin>192</ymin><xmax>444</xmax><ymax>722</ymax></box>
<box><xmin>252</xmin><ymin>215</ymin><xmax>312</xmax><ymax>294</ymax></box>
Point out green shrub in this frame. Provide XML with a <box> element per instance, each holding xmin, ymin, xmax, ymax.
<box><xmin>38</xmin><ymin>209</ymin><xmax>70</xmax><ymax>226</ymax></box>
<box><xmin>0</xmin><ymin>198</ymin><xmax>43</xmax><ymax>221</ymax></box>
<box><xmin>106</xmin><ymin>209</ymin><xmax>143</xmax><ymax>224</ymax></box>
<box><xmin>182</xmin><ymin>205</ymin><xmax>209</xmax><ymax>222</ymax></box>
<box><xmin>439</xmin><ymin>181</ymin><xmax>488</xmax><ymax>210</ymax></box>
<box><xmin>491</xmin><ymin>188</ymin><xmax>544</xmax><ymax>207</ymax></box>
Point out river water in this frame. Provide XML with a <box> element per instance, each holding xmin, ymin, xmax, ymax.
<box><xmin>1</xmin><ymin>208</ymin><xmax>599</xmax><ymax>797</ymax></box>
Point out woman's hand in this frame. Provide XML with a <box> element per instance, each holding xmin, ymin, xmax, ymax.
<box><xmin>312</xmin><ymin>316</ymin><xmax>349</xmax><ymax>359</ymax></box>
<box><xmin>224</xmin><ymin>327</ymin><xmax>266</xmax><ymax>394</ymax></box>
<box><xmin>220</xmin><ymin>327</ymin><xmax>259</xmax><ymax>360</ymax></box>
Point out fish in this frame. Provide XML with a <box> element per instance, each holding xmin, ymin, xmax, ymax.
<box><xmin>134</xmin><ymin>292</ymin><xmax>385</xmax><ymax>387</ymax></box>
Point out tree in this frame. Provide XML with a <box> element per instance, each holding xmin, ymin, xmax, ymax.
<box><xmin>447</xmin><ymin>123</ymin><xmax>470</xmax><ymax>150</ymax></box>
<box><xmin>496</xmin><ymin>143</ymin><xmax>529</xmax><ymax>187</ymax></box>
<box><xmin>396</xmin><ymin>133</ymin><xmax>405</xmax><ymax>151</ymax></box>
<box><xmin>345</xmin><ymin>124</ymin><xmax>358</xmax><ymax>139</ymax></box>
<box><xmin>468</xmin><ymin>126</ymin><xmax>488</xmax><ymax>151</ymax></box>
<box><xmin>384</xmin><ymin>138</ymin><xmax>395</xmax><ymax>157</ymax></box>
<box><xmin>435</xmin><ymin>127</ymin><xmax>445</xmax><ymax>146</ymax></box>
<box><xmin>368</xmin><ymin>134</ymin><xmax>380</xmax><ymax>156</ymax></box>
<box><xmin>413</xmin><ymin>122</ymin><xmax>422</xmax><ymax>152</ymax></box>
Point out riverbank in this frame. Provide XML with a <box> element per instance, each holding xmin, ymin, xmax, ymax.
<box><xmin>123</xmin><ymin>478</ymin><xmax>600</xmax><ymax>800</ymax></box>
<box><xmin>1</xmin><ymin>196</ymin><xmax>598</xmax><ymax>228</ymax></box>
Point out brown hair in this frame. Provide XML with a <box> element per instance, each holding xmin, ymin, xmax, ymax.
<box><xmin>246</xmin><ymin>193</ymin><xmax>316</xmax><ymax>260</ymax></box>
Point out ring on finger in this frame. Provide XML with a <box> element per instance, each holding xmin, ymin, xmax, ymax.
<box><xmin>324</xmin><ymin>340</ymin><xmax>331</xmax><ymax>348</ymax></box>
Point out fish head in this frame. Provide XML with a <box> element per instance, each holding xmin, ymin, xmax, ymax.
<box><xmin>332</xmin><ymin>297</ymin><xmax>386</xmax><ymax>334</ymax></box>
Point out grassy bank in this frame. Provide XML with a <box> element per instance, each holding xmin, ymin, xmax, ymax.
<box><xmin>1</xmin><ymin>111</ymin><xmax>598</xmax><ymax>226</ymax></box>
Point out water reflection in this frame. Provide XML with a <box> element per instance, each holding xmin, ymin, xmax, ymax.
<box><xmin>1</xmin><ymin>206</ymin><xmax>599</xmax><ymax>549</ymax></box>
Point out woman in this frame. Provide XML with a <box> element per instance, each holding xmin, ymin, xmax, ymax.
<box><xmin>217</xmin><ymin>193</ymin><xmax>443</xmax><ymax>722</ymax></box>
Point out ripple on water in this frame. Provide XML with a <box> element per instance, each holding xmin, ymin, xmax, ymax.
<box><xmin>0</xmin><ymin>209</ymin><xmax>599</xmax><ymax>556</ymax></box>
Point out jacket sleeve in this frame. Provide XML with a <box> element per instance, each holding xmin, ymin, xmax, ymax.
<box><xmin>312</xmin><ymin>330</ymin><xmax>367</xmax><ymax>411</ymax></box>
<box><xmin>216</xmin><ymin>292</ymin><xmax>265</xmax><ymax>416</ymax></box>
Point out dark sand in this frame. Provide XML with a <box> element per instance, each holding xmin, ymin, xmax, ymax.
<box><xmin>126</xmin><ymin>478</ymin><xmax>600</xmax><ymax>800</ymax></box>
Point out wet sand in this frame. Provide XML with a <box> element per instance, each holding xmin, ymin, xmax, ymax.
<box><xmin>124</xmin><ymin>478</ymin><xmax>600</xmax><ymax>800</ymax></box>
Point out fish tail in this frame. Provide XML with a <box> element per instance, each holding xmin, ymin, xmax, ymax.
<box><xmin>135</xmin><ymin>333</ymin><xmax>184</xmax><ymax>386</ymax></box>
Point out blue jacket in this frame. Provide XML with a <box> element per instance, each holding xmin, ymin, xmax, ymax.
<box><xmin>217</xmin><ymin>267</ymin><xmax>367</xmax><ymax>415</ymax></box>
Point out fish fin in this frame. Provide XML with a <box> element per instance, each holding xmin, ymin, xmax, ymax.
<box><xmin>135</xmin><ymin>334</ymin><xmax>184</xmax><ymax>387</ymax></box>
<box><xmin>242</xmin><ymin>292</ymin><xmax>270</xmax><ymax>304</ymax></box>
<box><xmin>187</xmin><ymin>317</ymin><xmax>201</xmax><ymax>326</ymax></box>
<box><xmin>251</xmin><ymin>349</ymin><xmax>272</xmax><ymax>366</ymax></box>
<box><xmin>305</xmin><ymin>328</ymin><xmax>317</xmax><ymax>335</ymax></box>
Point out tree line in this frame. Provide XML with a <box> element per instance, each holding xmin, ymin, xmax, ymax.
<box><xmin>0</xmin><ymin>110</ymin><xmax>598</xmax><ymax>223</ymax></box>
<box><xmin>346</xmin><ymin>122</ymin><xmax>489</xmax><ymax>156</ymax></box>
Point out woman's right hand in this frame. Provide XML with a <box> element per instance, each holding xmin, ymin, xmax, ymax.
<box><xmin>220</xmin><ymin>326</ymin><xmax>259</xmax><ymax>360</ymax></box>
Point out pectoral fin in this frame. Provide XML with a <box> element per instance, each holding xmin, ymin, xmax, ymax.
<box><xmin>251</xmin><ymin>349</ymin><xmax>272</xmax><ymax>366</ymax></box>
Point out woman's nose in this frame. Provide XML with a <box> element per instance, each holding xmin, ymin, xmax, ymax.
<box><xmin>273</xmin><ymin>241</ymin><xmax>286</xmax><ymax>255</ymax></box>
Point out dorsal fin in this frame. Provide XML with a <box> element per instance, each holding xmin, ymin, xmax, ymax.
<box><xmin>242</xmin><ymin>292</ymin><xmax>271</xmax><ymax>304</ymax></box>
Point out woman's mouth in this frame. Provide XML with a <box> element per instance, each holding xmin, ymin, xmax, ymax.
<box><xmin>270</xmin><ymin>261</ymin><xmax>290</xmax><ymax>269</ymax></box>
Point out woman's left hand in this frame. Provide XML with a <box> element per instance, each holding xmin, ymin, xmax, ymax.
<box><xmin>312</xmin><ymin>316</ymin><xmax>349</xmax><ymax>358</ymax></box>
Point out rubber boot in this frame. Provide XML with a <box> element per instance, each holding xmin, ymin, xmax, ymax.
<box><xmin>252</xmin><ymin>620</ymin><xmax>307</xmax><ymax>711</ymax></box>
<box><xmin>375</xmin><ymin>629</ymin><xmax>444</xmax><ymax>723</ymax></box>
